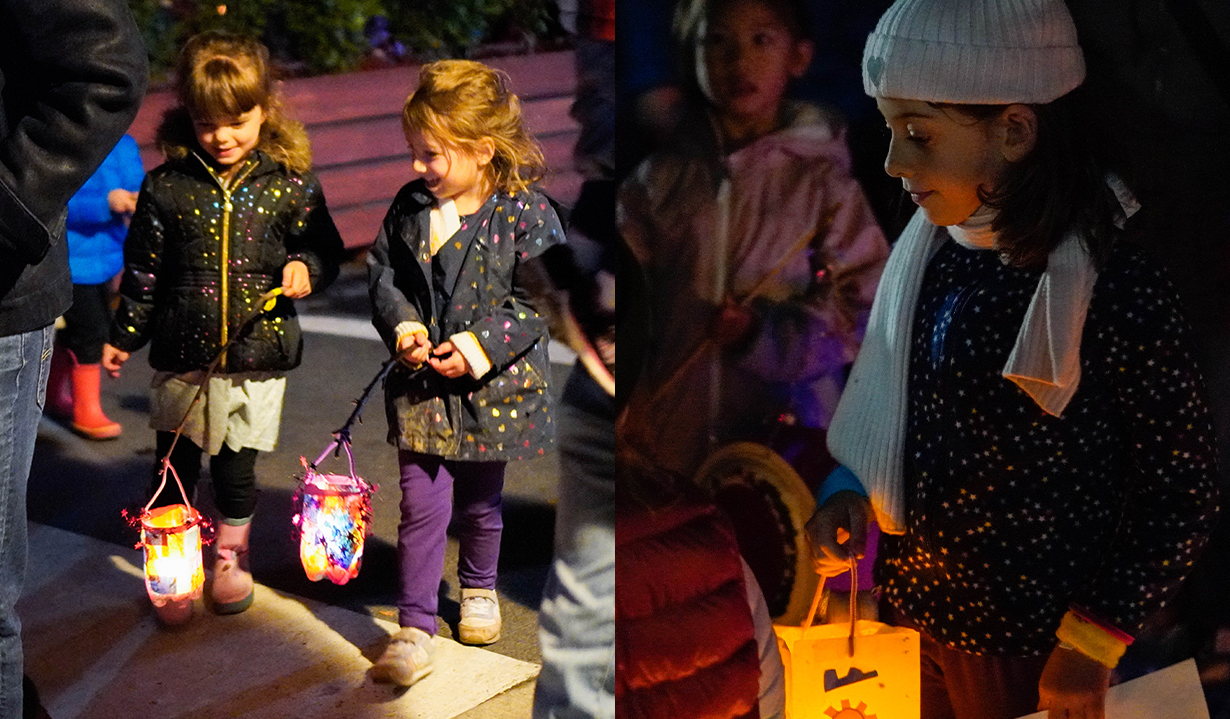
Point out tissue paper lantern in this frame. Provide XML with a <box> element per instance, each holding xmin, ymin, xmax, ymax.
<box><xmin>293</xmin><ymin>462</ymin><xmax>373</xmax><ymax>585</ymax></box>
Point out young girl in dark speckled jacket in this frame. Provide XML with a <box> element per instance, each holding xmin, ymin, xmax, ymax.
<box><xmin>102</xmin><ymin>32</ymin><xmax>343</xmax><ymax>625</ymax></box>
<box><xmin>365</xmin><ymin>59</ymin><xmax>565</xmax><ymax>687</ymax></box>
<box><xmin>806</xmin><ymin>1</ymin><xmax>1220</xmax><ymax>718</ymax></box>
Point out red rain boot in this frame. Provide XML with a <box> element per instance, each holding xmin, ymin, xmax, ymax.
<box><xmin>69</xmin><ymin>363</ymin><xmax>122</xmax><ymax>440</ymax></box>
<box><xmin>210</xmin><ymin>520</ymin><xmax>254</xmax><ymax>614</ymax></box>
<box><xmin>45</xmin><ymin>344</ymin><xmax>75</xmax><ymax>422</ymax></box>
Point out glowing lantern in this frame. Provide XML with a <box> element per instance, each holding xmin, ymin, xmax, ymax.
<box><xmin>774</xmin><ymin>564</ymin><xmax>920</xmax><ymax>719</ymax></box>
<box><xmin>292</xmin><ymin>440</ymin><xmax>374</xmax><ymax>585</ymax></box>
<box><xmin>129</xmin><ymin>464</ymin><xmax>208</xmax><ymax>624</ymax></box>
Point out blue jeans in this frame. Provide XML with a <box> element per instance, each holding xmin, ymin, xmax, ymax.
<box><xmin>0</xmin><ymin>325</ymin><xmax>52</xmax><ymax>719</ymax></box>
<box><xmin>533</xmin><ymin>366</ymin><xmax>615</xmax><ymax>719</ymax></box>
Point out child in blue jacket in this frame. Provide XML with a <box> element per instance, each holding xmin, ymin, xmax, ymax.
<box><xmin>48</xmin><ymin>133</ymin><xmax>144</xmax><ymax>439</ymax></box>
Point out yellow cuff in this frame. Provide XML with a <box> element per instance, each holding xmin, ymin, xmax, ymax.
<box><xmin>450</xmin><ymin>331</ymin><xmax>492</xmax><ymax>379</ymax></box>
<box><xmin>394</xmin><ymin>321</ymin><xmax>428</xmax><ymax>346</ymax></box>
<box><xmin>1055</xmin><ymin>611</ymin><xmax>1128</xmax><ymax>668</ymax></box>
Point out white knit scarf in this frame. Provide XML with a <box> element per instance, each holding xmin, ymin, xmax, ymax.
<box><xmin>825</xmin><ymin>206</ymin><xmax>1100</xmax><ymax>534</ymax></box>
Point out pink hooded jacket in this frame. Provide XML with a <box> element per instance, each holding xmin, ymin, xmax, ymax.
<box><xmin>620</xmin><ymin>102</ymin><xmax>890</xmax><ymax>479</ymax></box>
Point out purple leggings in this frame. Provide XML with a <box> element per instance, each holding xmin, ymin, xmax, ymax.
<box><xmin>396</xmin><ymin>450</ymin><xmax>506</xmax><ymax>635</ymax></box>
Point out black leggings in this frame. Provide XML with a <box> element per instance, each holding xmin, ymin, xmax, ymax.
<box><xmin>60</xmin><ymin>283</ymin><xmax>113</xmax><ymax>364</ymax></box>
<box><xmin>150</xmin><ymin>431</ymin><xmax>259</xmax><ymax>521</ymax></box>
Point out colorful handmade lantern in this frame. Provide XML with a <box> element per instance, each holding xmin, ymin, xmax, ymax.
<box><xmin>293</xmin><ymin>446</ymin><xmax>374</xmax><ymax>585</ymax></box>
<box><xmin>124</xmin><ymin>458</ymin><xmax>212</xmax><ymax>625</ymax></box>
<box><xmin>141</xmin><ymin>503</ymin><xmax>205</xmax><ymax>602</ymax></box>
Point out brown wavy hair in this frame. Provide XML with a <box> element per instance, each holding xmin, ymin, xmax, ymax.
<box><xmin>935</xmin><ymin>90</ymin><xmax>1120</xmax><ymax>271</ymax></box>
<box><xmin>156</xmin><ymin>31</ymin><xmax>312</xmax><ymax>174</ymax></box>
<box><xmin>402</xmin><ymin>59</ymin><xmax>546</xmax><ymax>196</ymax></box>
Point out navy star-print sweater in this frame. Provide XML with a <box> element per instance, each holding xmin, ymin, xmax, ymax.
<box><xmin>879</xmin><ymin>237</ymin><xmax>1220</xmax><ymax>656</ymax></box>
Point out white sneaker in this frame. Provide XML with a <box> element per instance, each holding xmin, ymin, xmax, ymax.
<box><xmin>458</xmin><ymin>588</ymin><xmax>501</xmax><ymax>645</ymax></box>
<box><xmin>371</xmin><ymin>627</ymin><xmax>435</xmax><ymax>687</ymax></box>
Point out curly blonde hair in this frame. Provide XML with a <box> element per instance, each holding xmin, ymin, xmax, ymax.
<box><xmin>157</xmin><ymin>31</ymin><xmax>312</xmax><ymax>174</ymax></box>
<box><xmin>402</xmin><ymin>60</ymin><xmax>546</xmax><ymax>196</ymax></box>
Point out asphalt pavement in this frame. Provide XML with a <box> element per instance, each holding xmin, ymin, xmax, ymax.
<box><xmin>26</xmin><ymin>256</ymin><xmax>567</xmax><ymax>717</ymax></box>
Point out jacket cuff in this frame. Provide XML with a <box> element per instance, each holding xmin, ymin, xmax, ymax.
<box><xmin>394</xmin><ymin>321</ymin><xmax>428</xmax><ymax>346</ymax></box>
<box><xmin>1055</xmin><ymin>610</ymin><xmax>1131</xmax><ymax>668</ymax></box>
<box><xmin>816</xmin><ymin>465</ymin><xmax>868</xmax><ymax>505</ymax></box>
<box><xmin>450</xmin><ymin>331</ymin><xmax>492</xmax><ymax>379</ymax></box>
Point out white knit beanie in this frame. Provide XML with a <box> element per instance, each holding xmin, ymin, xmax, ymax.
<box><xmin>862</xmin><ymin>0</ymin><xmax>1086</xmax><ymax>104</ymax></box>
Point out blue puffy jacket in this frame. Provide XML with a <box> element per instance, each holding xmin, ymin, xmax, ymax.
<box><xmin>65</xmin><ymin>134</ymin><xmax>145</xmax><ymax>285</ymax></box>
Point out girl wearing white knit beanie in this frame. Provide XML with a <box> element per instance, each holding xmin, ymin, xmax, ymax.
<box><xmin>805</xmin><ymin>0</ymin><xmax>1219</xmax><ymax>718</ymax></box>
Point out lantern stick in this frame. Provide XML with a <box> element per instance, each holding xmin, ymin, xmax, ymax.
<box><xmin>848</xmin><ymin>556</ymin><xmax>858</xmax><ymax>658</ymax></box>
<box><xmin>641</xmin><ymin>202</ymin><xmax>843</xmax><ymax>410</ymax></box>
<box><xmin>156</xmin><ymin>287</ymin><xmax>286</xmax><ymax>478</ymax></box>
<box><xmin>801</xmin><ymin>573</ymin><xmax>827</xmax><ymax>631</ymax></box>
<box><xmin>310</xmin><ymin>346</ymin><xmax>423</xmax><ymax>470</ymax></box>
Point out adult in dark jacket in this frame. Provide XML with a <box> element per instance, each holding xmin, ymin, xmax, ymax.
<box><xmin>0</xmin><ymin>0</ymin><xmax>148</xmax><ymax>715</ymax></box>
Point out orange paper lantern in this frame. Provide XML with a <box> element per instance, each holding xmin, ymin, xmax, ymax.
<box><xmin>774</xmin><ymin>562</ymin><xmax>920</xmax><ymax>719</ymax></box>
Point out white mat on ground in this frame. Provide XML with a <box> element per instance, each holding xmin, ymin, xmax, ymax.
<box><xmin>1017</xmin><ymin>658</ymin><xmax>1209</xmax><ymax>719</ymax></box>
<box><xmin>18</xmin><ymin>522</ymin><xmax>540</xmax><ymax>719</ymax></box>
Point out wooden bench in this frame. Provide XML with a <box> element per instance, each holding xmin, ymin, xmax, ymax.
<box><xmin>127</xmin><ymin>50</ymin><xmax>582</xmax><ymax>251</ymax></box>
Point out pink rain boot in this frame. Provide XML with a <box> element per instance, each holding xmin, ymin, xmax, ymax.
<box><xmin>45</xmin><ymin>344</ymin><xmax>75</xmax><ymax>422</ymax></box>
<box><xmin>210</xmin><ymin>520</ymin><xmax>253</xmax><ymax>614</ymax></box>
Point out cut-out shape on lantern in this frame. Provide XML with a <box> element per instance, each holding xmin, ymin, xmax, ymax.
<box><xmin>824</xmin><ymin>699</ymin><xmax>877</xmax><ymax>719</ymax></box>
<box><xmin>293</xmin><ymin>445</ymin><xmax>374</xmax><ymax>585</ymax></box>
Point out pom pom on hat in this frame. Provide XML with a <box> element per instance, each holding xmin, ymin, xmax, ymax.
<box><xmin>862</xmin><ymin>0</ymin><xmax>1085</xmax><ymax>104</ymax></box>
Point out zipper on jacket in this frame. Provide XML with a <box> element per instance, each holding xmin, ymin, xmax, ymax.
<box><xmin>199</xmin><ymin>156</ymin><xmax>258</xmax><ymax>371</ymax></box>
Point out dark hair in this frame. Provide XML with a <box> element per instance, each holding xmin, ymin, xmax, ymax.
<box><xmin>937</xmin><ymin>89</ymin><xmax>1121</xmax><ymax>270</ymax></box>
<box><xmin>672</xmin><ymin>0</ymin><xmax>809</xmax><ymax>92</ymax></box>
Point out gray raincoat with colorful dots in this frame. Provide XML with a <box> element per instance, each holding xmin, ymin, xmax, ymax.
<box><xmin>368</xmin><ymin>180</ymin><xmax>563</xmax><ymax>461</ymax></box>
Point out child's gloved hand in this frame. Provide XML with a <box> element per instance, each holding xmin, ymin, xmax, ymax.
<box><xmin>101</xmin><ymin>343</ymin><xmax>130</xmax><ymax>379</ymax></box>
<box><xmin>281</xmin><ymin>260</ymin><xmax>312</xmax><ymax>298</ymax></box>
<box><xmin>397</xmin><ymin>331</ymin><xmax>432</xmax><ymax>366</ymax></box>
<box><xmin>805</xmin><ymin>490</ymin><xmax>873</xmax><ymax>577</ymax></box>
<box><xmin>427</xmin><ymin>341</ymin><xmax>470</xmax><ymax>378</ymax></box>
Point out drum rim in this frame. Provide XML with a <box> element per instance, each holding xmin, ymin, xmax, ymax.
<box><xmin>696</xmin><ymin>441</ymin><xmax>821</xmax><ymax>625</ymax></box>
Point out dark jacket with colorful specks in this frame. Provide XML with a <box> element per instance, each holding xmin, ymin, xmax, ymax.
<box><xmin>110</xmin><ymin>150</ymin><xmax>343</xmax><ymax>373</ymax></box>
<box><xmin>368</xmin><ymin>179</ymin><xmax>563</xmax><ymax>461</ymax></box>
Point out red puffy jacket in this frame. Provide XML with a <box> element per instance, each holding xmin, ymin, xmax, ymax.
<box><xmin>616</xmin><ymin>500</ymin><xmax>761</xmax><ymax>719</ymax></box>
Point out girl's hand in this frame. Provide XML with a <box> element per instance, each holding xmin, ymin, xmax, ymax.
<box><xmin>804</xmin><ymin>490</ymin><xmax>873</xmax><ymax>577</ymax></box>
<box><xmin>1037</xmin><ymin>644</ymin><xmax>1111</xmax><ymax>719</ymax></box>
<box><xmin>101</xmin><ymin>344</ymin><xmax>130</xmax><ymax>379</ymax></box>
<box><xmin>397</xmin><ymin>332</ymin><xmax>432</xmax><ymax>366</ymax></box>
<box><xmin>427</xmin><ymin>341</ymin><xmax>470</xmax><ymax>378</ymax></box>
<box><xmin>108</xmin><ymin>188</ymin><xmax>139</xmax><ymax>215</ymax></box>
<box><xmin>281</xmin><ymin>260</ymin><xmax>312</xmax><ymax>298</ymax></box>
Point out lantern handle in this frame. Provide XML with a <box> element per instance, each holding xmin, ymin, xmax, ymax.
<box><xmin>802</xmin><ymin>556</ymin><xmax>860</xmax><ymax>658</ymax></box>
<box><xmin>325</xmin><ymin>347</ymin><xmax>422</xmax><ymax>446</ymax></box>
<box><xmin>310</xmin><ymin>435</ymin><xmax>357</xmax><ymax>480</ymax></box>
<box><xmin>143</xmin><ymin>460</ymin><xmax>193</xmax><ymax>516</ymax></box>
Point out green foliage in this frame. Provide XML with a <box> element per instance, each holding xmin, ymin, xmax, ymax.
<box><xmin>385</xmin><ymin>0</ymin><xmax>556</xmax><ymax>60</ymax></box>
<box><xmin>130</xmin><ymin>0</ymin><xmax>562</xmax><ymax>81</ymax></box>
